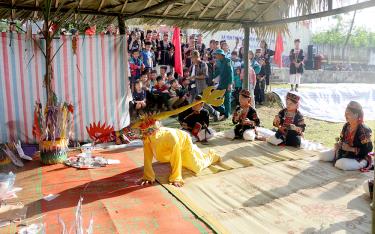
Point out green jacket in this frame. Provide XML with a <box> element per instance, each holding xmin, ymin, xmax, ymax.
<box><xmin>214</xmin><ymin>57</ymin><xmax>233</xmax><ymax>90</ymax></box>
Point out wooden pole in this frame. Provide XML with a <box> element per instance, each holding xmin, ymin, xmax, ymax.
<box><xmin>242</xmin><ymin>24</ymin><xmax>250</xmax><ymax>90</ymax></box>
<box><xmin>371</xmin><ymin>174</ymin><xmax>375</xmax><ymax>233</ymax></box>
<box><xmin>43</xmin><ymin>17</ymin><xmax>53</xmax><ymax>106</ymax></box>
<box><xmin>118</xmin><ymin>15</ymin><xmax>125</xmax><ymax>35</ymax></box>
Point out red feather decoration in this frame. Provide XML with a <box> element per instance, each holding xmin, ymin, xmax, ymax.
<box><xmin>86</xmin><ymin>121</ymin><xmax>114</xmax><ymax>143</ymax></box>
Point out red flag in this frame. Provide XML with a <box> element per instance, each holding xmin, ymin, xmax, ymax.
<box><xmin>172</xmin><ymin>27</ymin><xmax>183</xmax><ymax>76</ymax></box>
<box><xmin>274</xmin><ymin>32</ymin><xmax>284</xmax><ymax>68</ymax></box>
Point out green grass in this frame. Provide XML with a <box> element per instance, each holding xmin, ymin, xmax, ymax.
<box><xmin>162</xmin><ymin>86</ymin><xmax>375</xmax><ymax>148</ymax></box>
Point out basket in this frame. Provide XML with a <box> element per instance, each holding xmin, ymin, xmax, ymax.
<box><xmin>40</xmin><ymin>139</ymin><xmax>69</xmax><ymax>165</ymax></box>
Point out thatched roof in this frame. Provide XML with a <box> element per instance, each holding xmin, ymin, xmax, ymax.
<box><xmin>0</xmin><ymin>0</ymin><xmax>374</xmax><ymax>35</ymax></box>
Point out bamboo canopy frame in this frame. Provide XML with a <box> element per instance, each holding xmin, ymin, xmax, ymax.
<box><xmin>1</xmin><ymin>0</ymin><xmax>375</xmax><ymax>87</ymax></box>
<box><xmin>0</xmin><ymin>0</ymin><xmax>374</xmax><ymax>33</ymax></box>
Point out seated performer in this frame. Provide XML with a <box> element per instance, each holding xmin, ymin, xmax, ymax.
<box><xmin>319</xmin><ymin>101</ymin><xmax>373</xmax><ymax>171</ymax></box>
<box><xmin>178</xmin><ymin>95</ymin><xmax>214</xmax><ymax>142</ymax></box>
<box><xmin>268</xmin><ymin>92</ymin><xmax>305</xmax><ymax>147</ymax></box>
<box><xmin>224</xmin><ymin>89</ymin><xmax>260</xmax><ymax>141</ymax></box>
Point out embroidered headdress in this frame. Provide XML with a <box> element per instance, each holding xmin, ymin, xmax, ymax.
<box><xmin>286</xmin><ymin>91</ymin><xmax>300</xmax><ymax>104</ymax></box>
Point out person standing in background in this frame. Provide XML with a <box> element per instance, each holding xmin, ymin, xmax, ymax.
<box><xmin>289</xmin><ymin>39</ymin><xmax>304</xmax><ymax>92</ymax></box>
<box><xmin>158</xmin><ymin>33</ymin><xmax>174</xmax><ymax>71</ymax></box>
<box><xmin>220</xmin><ymin>40</ymin><xmax>231</xmax><ymax>58</ymax></box>
<box><xmin>254</xmin><ymin>49</ymin><xmax>266</xmax><ymax>105</ymax></box>
<box><xmin>189</xmin><ymin>50</ymin><xmax>208</xmax><ymax>95</ymax></box>
<box><xmin>196</xmin><ymin>34</ymin><xmax>206</xmax><ymax>59</ymax></box>
<box><xmin>259</xmin><ymin>40</ymin><xmax>274</xmax><ymax>92</ymax></box>
<box><xmin>206</xmin><ymin>40</ymin><xmax>217</xmax><ymax>86</ymax></box>
<box><xmin>214</xmin><ymin>49</ymin><xmax>233</xmax><ymax>119</ymax></box>
<box><xmin>141</xmin><ymin>41</ymin><xmax>154</xmax><ymax>70</ymax></box>
<box><xmin>183</xmin><ymin>35</ymin><xmax>195</xmax><ymax>68</ymax></box>
<box><xmin>241</xmin><ymin>50</ymin><xmax>260</xmax><ymax>108</ymax></box>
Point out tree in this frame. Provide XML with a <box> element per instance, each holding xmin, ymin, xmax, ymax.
<box><xmin>312</xmin><ymin>15</ymin><xmax>375</xmax><ymax>49</ymax></box>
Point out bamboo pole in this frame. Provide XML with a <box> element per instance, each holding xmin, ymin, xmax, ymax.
<box><xmin>242</xmin><ymin>25</ymin><xmax>250</xmax><ymax>90</ymax></box>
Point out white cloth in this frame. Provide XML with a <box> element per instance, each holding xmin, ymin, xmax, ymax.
<box><xmin>250</xmin><ymin>87</ymin><xmax>255</xmax><ymax>109</ymax></box>
<box><xmin>289</xmin><ymin>73</ymin><xmax>301</xmax><ymax>85</ymax></box>
<box><xmin>183</xmin><ymin>128</ymin><xmax>215</xmax><ymax>143</ymax></box>
<box><xmin>214</xmin><ymin>75</ymin><xmax>220</xmax><ymax>85</ymax></box>
<box><xmin>223</xmin><ymin>129</ymin><xmax>255</xmax><ymax>141</ymax></box>
<box><xmin>256</xmin><ymin>127</ymin><xmax>325</xmax><ymax>150</ymax></box>
<box><xmin>318</xmin><ymin>149</ymin><xmax>336</xmax><ymax>161</ymax></box>
<box><xmin>318</xmin><ymin>148</ymin><xmax>367</xmax><ymax>171</ymax></box>
<box><xmin>224</xmin><ymin>129</ymin><xmax>235</xmax><ymax>139</ymax></box>
<box><xmin>243</xmin><ymin>129</ymin><xmax>256</xmax><ymax>141</ymax></box>
<box><xmin>273</xmin><ymin>84</ymin><xmax>375</xmax><ymax>122</ymax></box>
<box><xmin>196</xmin><ymin>128</ymin><xmax>215</xmax><ymax>142</ymax></box>
<box><xmin>267</xmin><ymin>134</ymin><xmax>283</xmax><ymax>146</ymax></box>
<box><xmin>335</xmin><ymin>158</ymin><xmax>367</xmax><ymax>171</ymax></box>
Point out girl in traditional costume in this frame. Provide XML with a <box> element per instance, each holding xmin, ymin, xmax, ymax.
<box><xmin>224</xmin><ymin>89</ymin><xmax>260</xmax><ymax>141</ymax></box>
<box><xmin>289</xmin><ymin>39</ymin><xmax>304</xmax><ymax>92</ymax></box>
<box><xmin>319</xmin><ymin>101</ymin><xmax>373</xmax><ymax>171</ymax></box>
<box><xmin>268</xmin><ymin>92</ymin><xmax>306</xmax><ymax>147</ymax></box>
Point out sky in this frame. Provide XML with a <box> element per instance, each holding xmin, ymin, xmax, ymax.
<box><xmin>311</xmin><ymin>3</ymin><xmax>375</xmax><ymax>32</ymax></box>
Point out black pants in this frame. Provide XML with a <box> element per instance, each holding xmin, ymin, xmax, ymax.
<box><xmin>156</xmin><ymin>94</ymin><xmax>170</xmax><ymax>108</ymax></box>
<box><xmin>255</xmin><ymin>78</ymin><xmax>265</xmax><ymax>103</ymax></box>
<box><xmin>146</xmin><ymin>91</ymin><xmax>156</xmax><ymax>108</ymax></box>
<box><xmin>233</xmin><ymin>87</ymin><xmax>242</xmax><ymax>106</ymax></box>
<box><xmin>265</xmin><ymin>74</ymin><xmax>270</xmax><ymax>86</ymax></box>
<box><xmin>275</xmin><ymin>130</ymin><xmax>301</xmax><ymax>147</ymax></box>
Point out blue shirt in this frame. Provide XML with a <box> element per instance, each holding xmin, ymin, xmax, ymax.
<box><xmin>141</xmin><ymin>50</ymin><xmax>153</xmax><ymax>68</ymax></box>
<box><xmin>133</xmin><ymin>90</ymin><xmax>146</xmax><ymax>101</ymax></box>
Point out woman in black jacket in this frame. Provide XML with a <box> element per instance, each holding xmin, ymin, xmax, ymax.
<box><xmin>289</xmin><ymin>39</ymin><xmax>304</xmax><ymax>92</ymax></box>
<box><xmin>319</xmin><ymin>101</ymin><xmax>373</xmax><ymax>171</ymax></box>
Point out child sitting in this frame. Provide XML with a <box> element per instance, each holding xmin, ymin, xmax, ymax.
<box><xmin>180</xmin><ymin>77</ymin><xmax>192</xmax><ymax>103</ymax></box>
<box><xmin>140</xmin><ymin>71</ymin><xmax>149</xmax><ymax>88</ymax></box>
<box><xmin>167</xmin><ymin>72</ymin><xmax>174</xmax><ymax>84</ymax></box>
<box><xmin>160</xmin><ymin>65</ymin><xmax>168</xmax><ymax>80</ymax></box>
<box><xmin>152</xmin><ymin>76</ymin><xmax>170</xmax><ymax>110</ymax></box>
<box><xmin>224</xmin><ymin>89</ymin><xmax>260</xmax><ymax>141</ymax></box>
<box><xmin>148</xmin><ymin>70</ymin><xmax>158</xmax><ymax>87</ymax></box>
<box><xmin>319</xmin><ymin>101</ymin><xmax>373</xmax><ymax>171</ymax></box>
<box><xmin>268</xmin><ymin>92</ymin><xmax>305</xmax><ymax>147</ymax></box>
<box><xmin>132</xmin><ymin>80</ymin><xmax>146</xmax><ymax>116</ymax></box>
<box><xmin>178</xmin><ymin>95</ymin><xmax>214</xmax><ymax>143</ymax></box>
<box><xmin>168</xmin><ymin>79</ymin><xmax>187</xmax><ymax>109</ymax></box>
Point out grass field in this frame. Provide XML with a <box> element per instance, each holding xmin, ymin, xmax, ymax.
<box><xmin>162</xmin><ymin>84</ymin><xmax>375</xmax><ymax>147</ymax></box>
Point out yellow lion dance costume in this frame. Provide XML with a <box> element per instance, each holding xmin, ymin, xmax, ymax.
<box><xmin>88</xmin><ymin>87</ymin><xmax>225</xmax><ymax>186</ymax></box>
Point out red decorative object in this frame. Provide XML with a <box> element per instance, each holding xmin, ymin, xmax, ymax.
<box><xmin>274</xmin><ymin>33</ymin><xmax>284</xmax><ymax>68</ymax></box>
<box><xmin>86</xmin><ymin>121</ymin><xmax>114</xmax><ymax>143</ymax></box>
<box><xmin>172</xmin><ymin>27</ymin><xmax>183</xmax><ymax>76</ymax></box>
<box><xmin>139</xmin><ymin>118</ymin><xmax>157</xmax><ymax>131</ymax></box>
